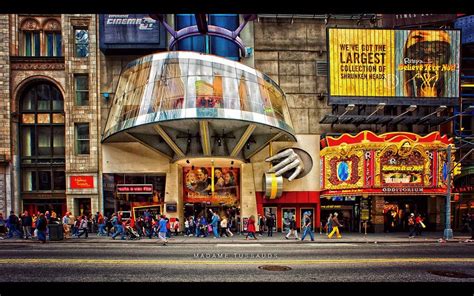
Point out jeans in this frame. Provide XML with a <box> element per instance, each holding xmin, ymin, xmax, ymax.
<box><xmin>212</xmin><ymin>225</ymin><xmax>219</xmax><ymax>238</ymax></box>
<box><xmin>112</xmin><ymin>225</ymin><xmax>125</xmax><ymax>240</ymax></box>
<box><xmin>159</xmin><ymin>231</ymin><xmax>168</xmax><ymax>243</ymax></box>
<box><xmin>7</xmin><ymin>225</ymin><xmax>22</xmax><ymax>238</ymax></box>
<box><xmin>37</xmin><ymin>230</ymin><xmax>46</xmax><ymax>242</ymax></box>
<box><xmin>408</xmin><ymin>226</ymin><xmax>416</xmax><ymax>237</ymax></box>
<box><xmin>195</xmin><ymin>225</ymin><xmax>201</xmax><ymax>237</ymax></box>
<box><xmin>77</xmin><ymin>228</ymin><xmax>88</xmax><ymax>238</ymax></box>
<box><xmin>267</xmin><ymin>227</ymin><xmax>273</xmax><ymax>237</ymax></box>
<box><xmin>98</xmin><ymin>224</ymin><xmax>106</xmax><ymax>235</ymax></box>
<box><xmin>301</xmin><ymin>227</ymin><xmax>314</xmax><ymax>241</ymax></box>
<box><xmin>22</xmin><ymin>226</ymin><xmax>32</xmax><ymax>238</ymax></box>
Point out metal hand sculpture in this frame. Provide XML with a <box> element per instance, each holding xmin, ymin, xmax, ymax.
<box><xmin>265</xmin><ymin>148</ymin><xmax>304</xmax><ymax>181</ymax></box>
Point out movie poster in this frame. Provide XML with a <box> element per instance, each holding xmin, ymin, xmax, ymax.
<box><xmin>183</xmin><ymin>167</ymin><xmax>240</xmax><ymax>205</ymax></box>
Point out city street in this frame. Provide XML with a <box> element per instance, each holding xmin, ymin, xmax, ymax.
<box><xmin>1</xmin><ymin>235</ymin><xmax>473</xmax><ymax>283</ymax></box>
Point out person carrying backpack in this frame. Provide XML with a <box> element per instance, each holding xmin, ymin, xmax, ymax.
<box><xmin>36</xmin><ymin>214</ymin><xmax>48</xmax><ymax>243</ymax></box>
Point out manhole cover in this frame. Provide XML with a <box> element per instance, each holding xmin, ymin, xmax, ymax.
<box><xmin>258</xmin><ymin>265</ymin><xmax>292</xmax><ymax>271</ymax></box>
<box><xmin>428</xmin><ymin>270</ymin><xmax>474</xmax><ymax>279</ymax></box>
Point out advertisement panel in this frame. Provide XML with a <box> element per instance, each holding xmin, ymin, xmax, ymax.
<box><xmin>328</xmin><ymin>28</ymin><xmax>460</xmax><ymax>102</ymax></box>
<box><xmin>183</xmin><ymin>167</ymin><xmax>240</xmax><ymax>205</ymax></box>
<box><xmin>99</xmin><ymin>14</ymin><xmax>166</xmax><ymax>52</ymax></box>
<box><xmin>70</xmin><ymin>176</ymin><xmax>94</xmax><ymax>189</ymax></box>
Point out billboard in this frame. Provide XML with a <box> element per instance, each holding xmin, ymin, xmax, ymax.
<box><xmin>183</xmin><ymin>167</ymin><xmax>240</xmax><ymax>205</ymax></box>
<box><xmin>99</xmin><ymin>14</ymin><xmax>166</xmax><ymax>52</ymax></box>
<box><xmin>328</xmin><ymin>28</ymin><xmax>460</xmax><ymax>103</ymax></box>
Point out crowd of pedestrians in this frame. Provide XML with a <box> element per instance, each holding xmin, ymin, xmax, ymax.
<box><xmin>1</xmin><ymin>209</ymin><xmax>473</xmax><ymax>243</ymax></box>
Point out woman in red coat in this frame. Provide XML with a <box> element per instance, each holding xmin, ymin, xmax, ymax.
<box><xmin>245</xmin><ymin>215</ymin><xmax>257</xmax><ymax>240</ymax></box>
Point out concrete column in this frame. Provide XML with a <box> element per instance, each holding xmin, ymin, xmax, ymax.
<box><xmin>164</xmin><ymin>163</ymin><xmax>184</xmax><ymax>228</ymax></box>
<box><xmin>240</xmin><ymin>163</ymin><xmax>258</xmax><ymax>232</ymax></box>
<box><xmin>372</xmin><ymin>196</ymin><xmax>385</xmax><ymax>233</ymax></box>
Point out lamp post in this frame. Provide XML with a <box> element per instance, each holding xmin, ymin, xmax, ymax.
<box><xmin>443</xmin><ymin>144</ymin><xmax>453</xmax><ymax>240</ymax></box>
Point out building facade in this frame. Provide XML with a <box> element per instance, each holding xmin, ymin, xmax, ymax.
<box><xmin>0</xmin><ymin>14</ymin><xmax>471</xmax><ymax>233</ymax></box>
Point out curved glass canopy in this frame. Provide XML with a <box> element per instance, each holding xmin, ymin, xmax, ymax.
<box><xmin>103</xmin><ymin>51</ymin><xmax>296</xmax><ymax>161</ymax></box>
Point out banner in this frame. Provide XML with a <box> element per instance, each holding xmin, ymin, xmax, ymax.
<box><xmin>328</xmin><ymin>28</ymin><xmax>460</xmax><ymax>99</ymax></box>
<box><xmin>183</xmin><ymin>167</ymin><xmax>239</xmax><ymax>205</ymax></box>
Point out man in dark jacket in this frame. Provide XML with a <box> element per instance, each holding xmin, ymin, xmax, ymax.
<box><xmin>21</xmin><ymin>211</ymin><xmax>33</xmax><ymax>239</ymax></box>
<box><xmin>266</xmin><ymin>214</ymin><xmax>274</xmax><ymax>237</ymax></box>
<box><xmin>7</xmin><ymin>211</ymin><xmax>22</xmax><ymax>239</ymax></box>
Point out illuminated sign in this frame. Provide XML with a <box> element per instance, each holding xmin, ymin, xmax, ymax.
<box><xmin>70</xmin><ymin>176</ymin><xmax>94</xmax><ymax>189</ymax></box>
<box><xmin>99</xmin><ymin>14</ymin><xmax>166</xmax><ymax>52</ymax></box>
<box><xmin>116</xmin><ymin>184</ymin><xmax>153</xmax><ymax>194</ymax></box>
<box><xmin>328</xmin><ymin>28</ymin><xmax>460</xmax><ymax>102</ymax></box>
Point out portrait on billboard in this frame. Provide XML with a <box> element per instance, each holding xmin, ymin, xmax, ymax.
<box><xmin>183</xmin><ymin>167</ymin><xmax>240</xmax><ymax>205</ymax></box>
<box><xmin>328</xmin><ymin>28</ymin><xmax>460</xmax><ymax>100</ymax></box>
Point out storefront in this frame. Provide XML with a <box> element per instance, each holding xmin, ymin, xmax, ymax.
<box><xmin>320</xmin><ymin>131</ymin><xmax>452</xmax><ymax>233</ymax></box>
<box><xmin>102</xmin><ymin>173</ymin><xmax>165</xmax><ymax>217</ymax></box>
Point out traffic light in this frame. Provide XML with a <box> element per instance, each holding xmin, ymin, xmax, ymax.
<box><xmin>453</xmin><ymin>162</ymin><xmax>462</xmax><ymax>176</ymax></box>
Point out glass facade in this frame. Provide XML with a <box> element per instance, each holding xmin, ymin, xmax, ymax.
<box><xmin>75</xmin><ymin>123</ymin><xmax>90</xmax><ymax>155</ymax></box>
<box><xmin>103</xmin><ymin>51</ymin><xmax>294</xmax><ymax>140</ymax></box>
<box><xmin>75</xmin><ymin>28</ymin><xmax>89</xmax><ymax>57</ymax></box>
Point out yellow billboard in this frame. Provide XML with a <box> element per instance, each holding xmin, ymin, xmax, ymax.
<box><xmin>328</xmin><ymin>28</ymin><xmax>460</xmax><ymax>99</ymax></box>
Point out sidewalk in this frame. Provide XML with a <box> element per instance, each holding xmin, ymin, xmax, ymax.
<box><xmin>1</xmin><ymin>231</ymin><xmax>473</xmax><ymax>244</ymax></box>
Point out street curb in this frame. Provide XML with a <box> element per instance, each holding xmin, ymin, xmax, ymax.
<box><xmin>1</xmin><ymin>238</ymin><xmax>470</xmax><ymax>244</ymax></box>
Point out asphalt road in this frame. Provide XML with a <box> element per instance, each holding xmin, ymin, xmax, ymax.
<box><xmin>1</xmin><ymin>241</ymin><xmax>473</xmax><ymax>285</ymax></box>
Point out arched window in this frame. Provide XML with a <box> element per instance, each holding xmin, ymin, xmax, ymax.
<box><xmin>19</xmin><ymin>81</ymin><xmax>65</xmax><ymax>193</ymax></box>
<box><xmin>20</xmin><ymin>18</ymin><xmax>62</xmax><ymax>57</ymax></box>
<box><xmin>43</xmin><ymin>19</ymin><xmax>62</xmax><ymax>57</ymax></box>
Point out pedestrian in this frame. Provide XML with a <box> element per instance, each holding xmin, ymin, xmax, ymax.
<box><xmin>258</xmin><ymin>214</ymin><xmax>265</xmax><ymax>236</ymax></box>
<box><xmin>36</xmin><ymin>213</ymin><xmax>48</xmax><ymax>243</ymax></box>
<box><xmin>111</xmin><ymin>213</ymin><xmax>126</xmax><ymax>240</ymax></box>
<box><xmin>226</xmin><ymin>216</ymin><xmax>234</xmax><ymax>237</ymax></box>
<box><xmin>220</xmin><ymin>216</ymin><xmax>228</xmax><ymax>237</ymax></box>
<box><xmin>184</xmin><ymin>218</ymin><xmax>190</xmax><ymax>236</ymax></box>
<box><xmin>77</xmin><ymin>215</ymin><xmax>89</xmax><ymax>238</ymax></box>
<box><xmin>245</xmin><ymin>215</ymin><xmax>257</xmax><ymax>240</ymax></box>
<box><xmin>62</xmin><ymin>212</ymin><xmax>71</xmax><ymax>238</ymax></box>
<box><xmin>267</xmin><ymin>214</ymin><xmax>274</xmax><ymax>237</ymax></box>
<box><xmin>408</xmin><ymin>213</ymin><xmax>416</xmax><ymax>238</ymax></box>
<box><xmin>210</xmin><ymin>212</ymin><xmax>220</xmax><ymax>238</ymax></box>
<box><xmin>327</xmin><ymin>212</ymin><xmax>343</xmax><ymax>239</ymax></box>
<box><xmin>7</xmin><ymin>211</ymin><xmax>22</xmax><ymax>239</ymax></box>
<box><xmin>301</xmin><ymin>213</ymin><xmax>315</xmax><ymax>241</ymax></box>
<box><xmin>97</xmin><ymin>212</ymin><xmax>106</xmax><ymax>236</ymax></box>
<box><xmin>326</xmin><ymin>213</ymin><xmax>333</xmax><ymax>235</ymax></box>
<box><xmin>188</xmin><ymin>216</ymin><xmax>194</xmax><ymax>236</ymax></box>
<box><xmin>21</xmin><ymin>210</ymin><xmax>32</xmax><ymax>239</ymax></box>
<box><xmin>415</xmin><ymin>214</ymin><xmax>425</xmax><ymax>236</ymax></box>
<box><xmin>174</xmin><ymin>218</ymin><xmax>180</xmax><ymax>236</ymax></box>
<box><xmin>157</xmin><ymin>215</ymin><xmax>168</xmax><ymax>246</ymax></box>
<box><xmin>285</xmin><ymin>215</ymin><xmax>299</xmax><ymax>240</ymax></box>
<box><xmin>165</xmin><ymin>217</ymin><xmax>171</xmax><ymax>238</ymax></box>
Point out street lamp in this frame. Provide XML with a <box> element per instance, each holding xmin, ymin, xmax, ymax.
<box><xmin>418</xmin><ymin>105</ymin><xmax>447</xmax><ymax>124</ymax></box>
<box><xmin>391</xmin><ymin>105</ymin><xmax>417</xmax><ymax>124</ymax></box>
<box><xmin>337</xmin><ymin>104</ymin><xmax>355</xmax><ymax>122</ymax></box>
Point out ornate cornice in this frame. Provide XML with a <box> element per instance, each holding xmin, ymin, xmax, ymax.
<box><xmin>10</xmin><ymin>56</ymin><xmax>65</xmax><ymax>71</ymax></box>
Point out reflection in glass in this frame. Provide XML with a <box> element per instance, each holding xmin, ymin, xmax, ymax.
<box><xmin>22</xmin><ymin>114</ymin><xmax>35</xmax><ymax>124</ymax></box>
<box><xmin>104</xmin><ymin>52</ymin><xmax>294</xmax><ymax>138</ymax></box>
<box><xmin>37</xmin><ymin>127</ymin><xmax>52</xmax><ymax>156</ymax></box>
<box><xmin>38</xmin><ymin>171</ymin><xmax>51</xmax><ymax>190</ymax></box>
<box><xmin>21</xmin><ymin>126</ymin><xmax>35</xmax><ymax>157</ymax></box>
<box><xmin>22</xmin><ymin>170</ymin><xmax>36</xmax><ymax>191</ymax></box>
<box><xmin>53</xmin><ymin>171</ymin><xmax>65</xmax><ymax>190</ymax></box>
<box><xmin>75</xmin><ymin>29</ymin><xmax>89</xmax><ymax>57</ymax></box>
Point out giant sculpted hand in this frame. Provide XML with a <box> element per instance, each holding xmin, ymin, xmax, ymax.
<box><xmin>265</xmin><ymin>148</ymin><xmax>304</xmax><ymax>181</ymax></box>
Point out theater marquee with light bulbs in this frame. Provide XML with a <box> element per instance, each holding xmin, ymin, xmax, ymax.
<box><xmin>320</xmin><ymin>131</ymin><xmax>453</xmax><ymax>197</ymax></box>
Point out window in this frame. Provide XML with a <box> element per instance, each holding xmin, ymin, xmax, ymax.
<box><xmin>23</xmin><ymin>31</ymin><xmax>41</xmax><ymax>56</ymax></box>
<box><xmin>45</xmin><ymin>32</ymin><xmax>62</xmax><ymax>57</ymax></box>
<box><xmin>75</xmin><ymin>123</ymin><xmax>90</xmax><ymax>155</ymax></box>
<box><xmin>20</xmin><ymin>18</ymin><xmax>62</xmax><ymax>57</ymax></box>
<box><xmin>175</xmin><ymin>14</ymin><xmax>240</xmax><ymax>61</ymax></box>
<box><xmin>74</xmin><ymin>28</ymin><xmax>89</xmax><ymax>57</ymax></box>
<box><xmin>19</xmin><ymin>81</ymin><xmax>65</xmax><ymax>193</ymax></box>
<box><xmin>74</xmin><ymin>75</ymin><xmax>89</xmax><ymax>106</ymax></box>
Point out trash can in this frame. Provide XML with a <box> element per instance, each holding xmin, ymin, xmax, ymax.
<box><xmin>48</xmin><ymin>222</ymin><xmax>64</xmax><ymax>241</ymax></box>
